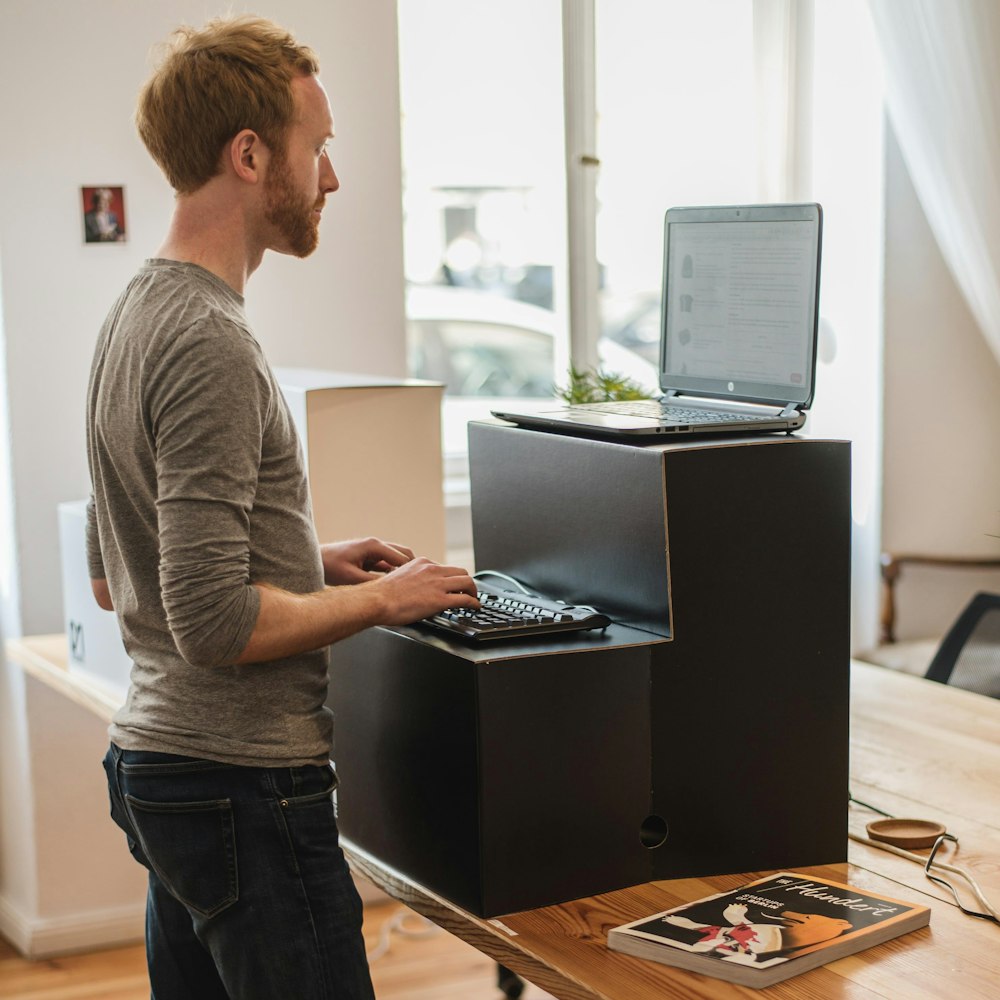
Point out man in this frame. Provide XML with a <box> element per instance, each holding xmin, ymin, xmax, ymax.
<box><xmin>86</xmin><ymin>16</ymin><xmax>478</xmax><ymax>1000</ymax></box>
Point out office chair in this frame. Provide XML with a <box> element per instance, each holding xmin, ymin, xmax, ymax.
<box><xmin>924</xmin><ymin>592</ymin><xmax>1000</xmax><ymax>698</ymax></box>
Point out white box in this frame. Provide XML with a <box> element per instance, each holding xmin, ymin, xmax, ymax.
<box><xmin>276</xmin><ymin>369</ymin><xmax>446</xmax><ymax>562</ymax></box>
<box><xmin>58</xmin><ymin>500</ymin><xmax>132</xmax><ymax>697</ymax></box>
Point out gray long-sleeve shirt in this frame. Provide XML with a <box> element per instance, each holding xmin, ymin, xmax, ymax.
<box><xmin>86</xmin><ymin>259</ymin><xmax>332</xmax><ymax>766</ymax></box>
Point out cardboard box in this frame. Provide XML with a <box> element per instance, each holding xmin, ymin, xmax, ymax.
<box><xmin>277</xmin><ymin>369</ymin><xmax>446</xmax><ymax>562</ymax></box>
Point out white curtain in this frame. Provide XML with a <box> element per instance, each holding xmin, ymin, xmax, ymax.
<box><xmin>868</xmin><ymin>0</ymin><xmax>1000</xmax><ymax>366</ymax></box>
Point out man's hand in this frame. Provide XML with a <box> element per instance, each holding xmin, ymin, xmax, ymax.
<box><xmin>320</xmin><ymin>537</ymin><xmax>415</xmax><ymax>585</ymax></box>
<box><xmin>235</xmin><ymin>553</ymin><xmax>479</xmax><ymax>665</ymax></box>
<box><xmin>320</xmin><ymin>538</ymin><xmax>481</xmax><ymax>621</ymax></box>
<box><xmin>366</xmin><ymin>556</ymin><xmax>479</xmax><ymax>625</ymax></box>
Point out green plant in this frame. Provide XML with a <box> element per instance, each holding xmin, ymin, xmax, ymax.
<box><xmin>556</xmin><ymin>364</ymin><xmax>653</xmax><ymax>404</ymax></box>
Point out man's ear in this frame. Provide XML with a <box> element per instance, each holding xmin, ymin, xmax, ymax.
<box><xmin>229</xmin><ymin>129</ymin><xmax>265</xmax><ymax>184</ymax></box>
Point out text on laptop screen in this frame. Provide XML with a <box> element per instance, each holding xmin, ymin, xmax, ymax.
<box><xmin>662</xmin><ymin>217</ymin><xmax>818</xmax><ymax>404</ymax></box>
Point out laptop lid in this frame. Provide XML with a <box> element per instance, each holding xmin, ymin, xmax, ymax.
<box><xmin>660</xmin><ymin>202</ymin><xmax>822</xmax><ymax>409</ymax></box>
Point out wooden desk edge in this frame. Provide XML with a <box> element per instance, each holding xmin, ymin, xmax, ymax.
<box><xmin>344</xmin><ymin>839</ymin><xmax>604</xmax><ymax>1000</ymax></box>
<box><xmin>5</xmin><ymin>634</ymin><xmax>120</xmax><ymax>725</ymax></box>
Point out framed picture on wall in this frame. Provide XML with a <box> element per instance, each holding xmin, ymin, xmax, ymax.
<box><xmin>81</xmin><ymin>185</ymin><xmax>127</xmax><ymax>243</ymax></box>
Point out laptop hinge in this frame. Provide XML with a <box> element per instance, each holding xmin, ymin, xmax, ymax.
<box><xmin>663</xmin><ymin>389</ymin><xmax>680</xmax><ymax>401</ymax></box>
<box><xmin>779</xmin><ymin>403</ymin><xmax>802</xmax><ymax>419</ymax></box>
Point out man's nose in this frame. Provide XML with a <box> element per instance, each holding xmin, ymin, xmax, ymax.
<box><xmin>320</xmin><ymin>151</ymin><xmax>339</xmax><ymax>194</ymax></box>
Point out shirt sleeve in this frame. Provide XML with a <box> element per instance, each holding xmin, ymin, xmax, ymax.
<box><xmin>146</xmin><ymin>317</ymin><xmax>267</xmax><ymax>668</ymax></box>
<box><xmin>85</xmin><ymin>493</ymin><xmax>106</xmax><ymax>579</ymax></box>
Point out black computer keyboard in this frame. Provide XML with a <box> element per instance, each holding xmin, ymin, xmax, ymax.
<box><xmin>420</xmin><ymin>584</ymin><xmax>611</xmax><ymax>643</ymax></box>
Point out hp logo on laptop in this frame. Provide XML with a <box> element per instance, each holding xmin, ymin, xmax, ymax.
<box><xmin>728</xmin><ymin>382</ymin><xmax>734</xmax><ymax>391</ymax></box>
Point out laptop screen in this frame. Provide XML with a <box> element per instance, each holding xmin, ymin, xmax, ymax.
<box><xmin>660</xmin><ymin>203</ymin><xmax>822</xmax><ymax>408</ymax></box>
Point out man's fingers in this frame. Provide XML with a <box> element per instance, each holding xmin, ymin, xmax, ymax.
<box><xmin>444</xmin><ymin>573</ymin><xmax>479</xmax><ymax>600</ymax></box>
<box><xmin>365</xmin><ymin>540</ymin><xmax>414</xmax><ymax>569</ymax></box>
<box><xmin>447</xmin><ymin>589</ymin><xmax>480</xmax><ymax>607</ymax></box>
<box><xmin>385</xmin><ymin>542</ymin><xmax>416</xmax><ymax>562</ymax></box>
<box><xmin>377</xmin><ymin>540</ymin><xmax>415</xmax><ymax>563</ymax></box>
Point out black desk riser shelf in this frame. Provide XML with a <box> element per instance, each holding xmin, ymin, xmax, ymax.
<box><xmin>329</xmin><ymin>425</ymin><xmax>851</xmax><ymax>917</ymax></box>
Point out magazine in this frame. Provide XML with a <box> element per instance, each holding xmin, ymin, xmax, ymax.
<box><xmin>607</xmin><ymin>872</ymin><xmax>930</xmax><ymax>989</ymax></box>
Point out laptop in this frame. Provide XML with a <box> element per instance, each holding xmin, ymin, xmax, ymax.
<box><xmin>492</xmin><ymin>202</ymin><xmax>822</xmax><ymax>440</ymax></box>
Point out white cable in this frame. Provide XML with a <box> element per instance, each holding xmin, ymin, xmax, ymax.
<box><xmin>473</xmin><ymin>570</ymin><xmax>533</xmax><ymax>594</ymax></box>
<box><xmin>366</xmin><ymin>906</ymin><xmax>441</xmax><ymax>962</ymax></box>
<box><xmin>849</xmin><ymin>831</ymin><xmax>1000</xmax><ymax>922</ymax></box>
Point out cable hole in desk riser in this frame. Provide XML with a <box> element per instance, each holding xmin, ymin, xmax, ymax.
<box><xmin>640</xmin><ymin>815</ymin><xmax>669</xmax><ymax>849</ymax></box>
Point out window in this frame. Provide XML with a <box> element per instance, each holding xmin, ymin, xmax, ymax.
<box><xmin>398</xmin><ymin>0</ymin><xmax>760</xmax><ymax>463</ymax></box>
<box><xmin>595</xmin><ymin>0</ymin><xmax>757</xmax><ymax>357</ymax></box>
<box><xmin>397</xmin><ymin>0</ymin><xmax>568</xmax><ymax>429</ymax></box>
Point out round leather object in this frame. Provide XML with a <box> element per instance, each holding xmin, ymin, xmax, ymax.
<box><xmin>866</xmin><ymin>818</ymin><xmax>946</xmax><ymax>849</ymax></box>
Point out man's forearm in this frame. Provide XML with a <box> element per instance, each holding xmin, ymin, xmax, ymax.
<box><xmin>233</xmin><ymin>556</ymin><xmax>479</xmax><ymax>665</ymax></box>
<box><xmin>234</xmin><ymin>581</ymin><xmax>389</xmax><ymax>664</ymax></box>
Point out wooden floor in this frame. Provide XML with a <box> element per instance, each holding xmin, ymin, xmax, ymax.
<box><xmin>0</xmin><ymin>902</ymin><xmax>555</xmax><ymax>999</ymax></box>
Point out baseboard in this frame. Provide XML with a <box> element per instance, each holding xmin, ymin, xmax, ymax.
<box><xmin>0</xmin><ymin>892</ymin><xmax>145</xmax><ymax>958</ymax></box>
<box><xmin>0</xmin><ymin>882</ymin><xmax>385</xmax><ymax>959</ymax></box>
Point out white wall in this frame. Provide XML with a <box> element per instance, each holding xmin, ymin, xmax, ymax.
<box><xmin>0</xmin><ymin>0</ymin><xmax>406</xmax><ymax>636</ymax></box>
<box><xmin>882</xmin><ymin>125</ymin><xmax>1000</xmax><ymax>640</ymax></box>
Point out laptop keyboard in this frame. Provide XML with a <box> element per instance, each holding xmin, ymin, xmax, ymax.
<box><xmin>575</xmin><ymin>400</ymin><xmax>775</xmax><ymax>423</ymax></box>
<box><xmin>421</xmin><ymin>585</ymin><xmax>611</xmax><ymax>643</ymax></box>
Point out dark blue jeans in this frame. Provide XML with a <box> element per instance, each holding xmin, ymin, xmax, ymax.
<box><xmin>103</xmin><ymin>744</ymin><xmax>375</xmax><ymax>1000</ymax></box>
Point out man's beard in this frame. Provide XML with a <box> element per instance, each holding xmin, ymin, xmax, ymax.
<box><xmin>264</xmin><ymin>153</ymin><xmax>321</xmax><ymax>258</ymax></box>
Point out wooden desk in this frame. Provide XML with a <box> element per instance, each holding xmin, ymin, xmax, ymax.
<box><xmin>5</xmin><ymin>633</ymin><xmax>120</xmax><ymax>723</ymax></box>
<box><xmin>344</xmin><ymin>660</ymin><xmax>1000</xmax><ymax>999</ymax></box>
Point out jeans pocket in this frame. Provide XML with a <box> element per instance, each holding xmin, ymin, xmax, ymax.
<box><xmin>270</xmin><ymin>763</ymin><xmax>338</xmax><ymax>808</ymax></box>
<box><xmin>102</xmin><ymin>751</ymin><xmax>131</xmax><ymax>836</ymax></box>
<box><xmin>125</xmin><ymin>794</ymin><xmax>239</xmax><ymax>917</ymax></box>
<box><xmin>272</xmin><ymin>767</ymin><xmax>349</xmax><ymax>890</ymax></box>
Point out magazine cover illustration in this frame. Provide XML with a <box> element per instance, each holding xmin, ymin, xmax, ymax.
<box><xmin>617</xmin><ymin>873</ymin><xmax>925</xmax><ymax>971</ymax></box>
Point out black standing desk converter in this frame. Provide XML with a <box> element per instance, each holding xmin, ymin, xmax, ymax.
<box><xmin>328</xmin><ymin>424</ymin><xmax>851</xmax><ymax>918</ymax></box>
